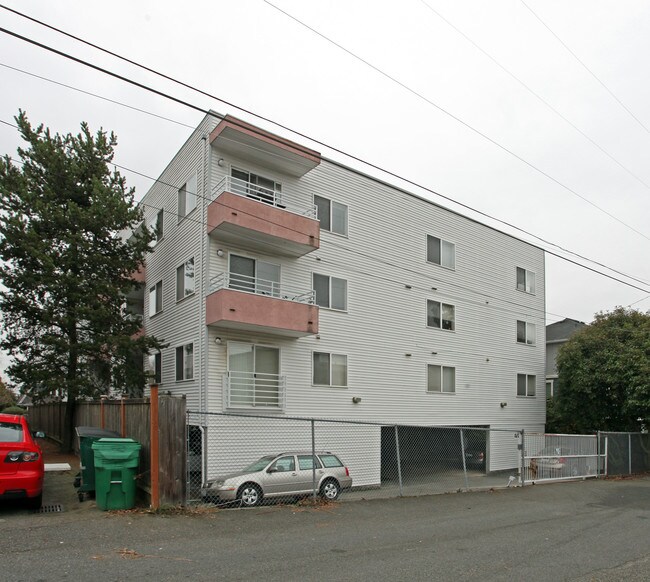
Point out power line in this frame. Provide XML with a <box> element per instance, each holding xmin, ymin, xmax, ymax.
<box><xmin>0</xmin><ymin>18</ymin><xmax>648</xmax><ymax>290</ymax></box>
<box><xmin>519</xmin><ymin>0</ymin><xmax>650</xmax><ymax>136</ymax></box>
<box><xmin>262</xmin><ymin>0</ymin><xmax>650</xmax><ymax>243</ymax></box>
<box><xmin>417</xmin><ymin>0</ymin><xmax>650</xmax><ymax>192</ymax></box>
<box><xmin>3</xmin><ymin>113</ymin><xmax>649</xmax><ymax>296</ymax></box>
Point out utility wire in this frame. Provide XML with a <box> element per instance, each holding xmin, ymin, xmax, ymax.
<box><xmin>3</xmin><ymin>114</ymin><xmax>649</xmax><ymax>296</ymax></box>
<box><xmin>0</xmin><ymin>20</ymin><xmax>648</xmax><ymax>289</ymax></box>
<box><xmin>520</xmin><ymin>0</ymin><xmax>650</xmax><ymax>136</ymax></box>
<box><xmin>417</xmin><ymin>0</ymin><xmax>650</xmax><ymax>192</ymax></box>
<box><xmin>263</xmin><ymin>0</ymin><xmax>650</xmax><ymax>242</ymax></box>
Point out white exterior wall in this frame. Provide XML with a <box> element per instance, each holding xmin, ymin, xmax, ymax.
<box><xmin>140</xmin><ymin>113</ymin><xmax>546</xmax><ymax>474</ymax></box>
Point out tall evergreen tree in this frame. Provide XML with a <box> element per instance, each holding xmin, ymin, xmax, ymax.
<box><xmin>0</xmin><ymin>111</ymin><xmax>162</xmax><ymax>450</ymax></box>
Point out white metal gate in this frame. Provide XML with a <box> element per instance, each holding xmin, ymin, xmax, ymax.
<box><xmin>523</xmin><ymin>433</ymin><xmax>604</xmax><ymax>483</ymax></box>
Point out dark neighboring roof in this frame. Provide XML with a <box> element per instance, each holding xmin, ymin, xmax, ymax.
<box><xmin>546</xmin><ymin>318</ymin><xmax>587</xmax><ymax>342</ymax></box>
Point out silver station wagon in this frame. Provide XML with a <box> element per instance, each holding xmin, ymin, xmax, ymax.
<box><xmin>201</xmin><ymin>451</ymin><xmax>352</xmax><ymax>507</ymax></box>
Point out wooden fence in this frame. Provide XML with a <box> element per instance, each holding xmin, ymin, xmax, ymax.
<box><xmin>28</xmin><ymin>392</ymin><xmax>187</xmax><ymax>506</ymax></box>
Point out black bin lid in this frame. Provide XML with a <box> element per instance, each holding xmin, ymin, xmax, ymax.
<box><xmin>75</xmin><ymin>426</ymin><xmax>121</xmax><ymax>438</ymax></box>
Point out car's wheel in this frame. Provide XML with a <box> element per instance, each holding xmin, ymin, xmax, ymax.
<box><xmin>320</xmin><ymin>479</ymin><xmax>341</xmax><ymax>501</ymax></box>
<box><xmin>26</xmin><ymin>492</ymin><xmax>42</xmax><ymax>511</ymax></box>
<box><xmin>237</xmin><ymin>483</ymin><xmax>262</xmax><ymax>507</ymax></box>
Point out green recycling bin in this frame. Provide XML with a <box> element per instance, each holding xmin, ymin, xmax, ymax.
<box><xmin>75</xmin><ymin>426</ymin><xmax>120</xmax><ymax>501</ymax></box>
<box><xmin>92</xmin><ymin>438</ymin><xmax>142</xmax><ymax>511</ymax></box>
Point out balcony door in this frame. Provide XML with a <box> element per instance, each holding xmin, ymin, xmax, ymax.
<box><xmin>228</xmin><ymin>342</ymin><xmax>280</xmax><ymax>407</ymax></box>
<box><xmin>229</xmin><ymin>254</ymin><xmax>280</xmax><ymax>297</ymax></box>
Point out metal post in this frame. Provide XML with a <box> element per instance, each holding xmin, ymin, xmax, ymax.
<box><xmin>311</xmin><ymin>419</ymin><xmax>316</xmax><ymax>501</ymax></box>
<box><xmin>519</xmin><ymin>429</ymin><xmax>526</xmax><ymax>486</ymax></box>
<box><xmin>628</xmin><ymin>433</ymin><xmax>632</xmax><ymax>475</ymax></box>
<box><xmin>394</xmin><ymin>426</ymin><xmax>403</xmax><ymax>497</ymax></box>
<box><xmin>604</xmin><ymin>436</ymin><xmax>608</xmax><ymax>477</ymax></box>
<box><xmin>596</xmin><ymin>431</ymin><xmax>601</xmax><ymax>478</ymax></box>
<box><xmin>460</xmin><ymin>428</ymin><xmax>469</xmax><ymax>491</ymax></box>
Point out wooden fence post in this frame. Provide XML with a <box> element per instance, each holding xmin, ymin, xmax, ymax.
<box><xmin>150</xmin><ymin>385</ymin><xmax>160</xmax><ymax>509</ymax></box>
<box><xmin>120</xmin><ymin>397</ymin><xmax>126</xmax><ymax>438</ymax></box>
<box><xmin>100</xmin><ymin>396</ymin><xmax>106</xmax><ymax>429</ymax></box>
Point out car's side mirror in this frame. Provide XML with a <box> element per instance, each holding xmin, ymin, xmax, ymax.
<box><xmin>267</xmin><ymin>467</ymin><xmax>277</xmax><ymax>473</ymax></box>
<box><xmin>33</xmin><ymin>431</ymin><xmax>46</xmax><ymax>439</ymax></box>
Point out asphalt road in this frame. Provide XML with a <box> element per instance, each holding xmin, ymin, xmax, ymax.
<box><xmin>1</xmin><ymin>474</ymin><xmax>649</xmax><ymax>581</ymax></box>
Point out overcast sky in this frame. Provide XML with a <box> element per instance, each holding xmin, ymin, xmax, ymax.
<box><xmin>1</xmin><ymin>0</ymin><xmax>649</xmax><ymax>377</ymax></box>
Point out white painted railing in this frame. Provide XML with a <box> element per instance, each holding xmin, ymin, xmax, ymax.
<box><xmin>209</xmin><ymin>272</ymin><xmax>315</xmax><ymax>304</ymax></box>
<box><xmin>224</xmin><ymin>371</ymin><xmax>286</xmax><ymax>410</ymax></box>
<box><xmin>211</xmin><ymin>176</ymin><xmax>317</xmax><ymax>218</ymax></box>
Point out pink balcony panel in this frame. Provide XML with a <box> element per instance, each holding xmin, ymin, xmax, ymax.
<box><xmin>206</xmin><ymin>289</ymin><xmax>319</xmax><ymax>338</ymax></box>
<box><xmin>208</xmin><ymin>191</ymin><xmax>320</xmax><ymax>257</ymax></box>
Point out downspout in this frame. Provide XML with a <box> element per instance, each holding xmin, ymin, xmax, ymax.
<box><xmin>200</xmin><ymin>131</ymin><xmax>210</xmax><ymax>413</ymax></box>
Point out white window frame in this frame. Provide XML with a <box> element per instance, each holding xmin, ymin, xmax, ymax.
<box><xmin>178</xmin><ymin>173</ymin><xmax>198</xmax><ymax>221</ymax></box>
<box><xmin>517</xmin><ymin>373</ymin><xmax>536</xmax><ymax>397</ymax></box>
<box><xmin>516</xmin><ymin>320</ymin><xmax>536</xmax><ymax>345</ymax></box>
<box><xmin>176</xmin><ymin>257</ymin><xmax>195</xmax><ymax>301</ymax></box>
<box><xmin>148</xmin><ymin>351</ymin><xmax>162</xmax><ymax>384</ymax></box>
<box><xmin>314</xmin><ymin>194</ymin><xmax>348</xmax><ymax>236</ymax></box>
<box><xmin>516</xmin><ymin>267</ymin><xmax>536</xmax><ymax>294</ymax></box>
<box><xmin>149</xmin><ymin>280</ymin><xmax>162</xmax><ymax>317</ymax></box>
<box><xmin>312</xmin><ymin>352</ymin><xmax>348</xmax><ymax>388</ymax></box>
<box><xmin>229</xmin><ymin>254</ymin><xmax>281</xmax><ymax>297</ymax></box>
<box><xmin>427</xmin><ymin>364</ymin><xmax>456</xmax><ymax>394</ymax></box>
<box><xmin>546</xmin><ymin>378</ymin><xmax>555</xmax><ymax>399</ymax></box>
<box><xmin>426</xmin><ymin>300</ymin><xmax>455</xmax><ymax>331</ymax></box>
<box><xmin>231</xmin><ymin>167</ymin><xmax>282</xmax><ymax>204</ymax></box>
<box><xmin>426</xmin><ymin>235</ymin><xmax>455</xmax><ymax>270</ymax></box>
<box><xmin>176</xmin><ymin>343</ymin><xmax>194</xmax><ymax>381</ymax></box>
<box><xmin>313</xmin><ymin>273</ymin><xmax>348</xmax><ymax>311</ymax></box>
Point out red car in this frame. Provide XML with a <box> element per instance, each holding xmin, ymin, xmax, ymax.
<box><xmin>0</xmin><ymin>413</ymin><xmax>44</xmax><ymax>509</ymax></box>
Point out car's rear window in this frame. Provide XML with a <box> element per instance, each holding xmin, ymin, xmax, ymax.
<box><xmin>319</xmin><ymin>454</ymin><xmax>343</xmax><ymax>468</ymax></box>
<box><xmin>0</xmin><ymin>422</ymin><xmax>23</xmax><ymax>443</ymax></box>
<box><xmin>298</xmin><ymin>455</ymin><xmax>322</xmax><ymax>470</ymax></box>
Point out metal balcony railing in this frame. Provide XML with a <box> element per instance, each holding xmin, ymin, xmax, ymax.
<box><xmin>224</xmin><ymin>371</ymin><xmax>286</xmax><ymax>410</ymax></box>
<box><xmin>211</xmin><ymin>176</ymin><xmax>317</xmax><ymax>218</ymax></box>
<box><xmin>209</xmin><ymin>272</ymin><xmax>315</xmax><ymax>304</ymax></box>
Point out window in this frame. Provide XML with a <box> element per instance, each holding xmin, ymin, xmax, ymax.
<box><xmin>427</xmin><ymin>364</ymin><xmax>456</xmax><ymax>393</ymax></box>
<box><xmin>298</xmin><ymin>455</ymin><xmax>322</xmax><ymax>470</ymax></box>
<box><xmin>427</xmin><ymin>300</ymin><xmax>455</xmax><ymax>331</ymax></box>
<box><xmin>313</xmin><ymin>274</ymin><xmax>347</xmax><ymax>310</ymax></box>
<box><xmin>176</xmin><ymin>343</ymin><xmax>194</xmax><ymax>381</ymax></box>
<box><xmin>149</xmin><ymin>280</ymin><xmax>162</xmax><ymax>317</ymax></box>
<box><xmin>155</xmin><ymin>208</ymin><xmax>164</xmax><ymax>242</ymax></box>
<box><xmin>314</xmin><ymin>195</ymin><xmax>348</xmax><ymax>236</ymax></box>
<box><xmin>517</xmin><ymin>373</ymin><xmax>536</xmax><ymax>397</ymax></box>
<box><xmin>229</xmin><ymin>255</ymin><xmax>280</xmax><ymax>296</ymax></box>
<box><xmin>313</xmin><ymin>352</ymin><xmax>348</xmax><ymax>387</ymax></box>
<box><xmin>176</xmin><ymin>258</ymin><xmax>195</xmax><ymax>301</ymax></box>
<box><xmin>427</xmin><ymin>235</ymin><xmax>455</xmax><ymax>269</ymax></box>
<box><xmin>319</xmin><ymin>454</ymin><xmax>343</xmax><ymax>468</ymax></box>
<box><xmin>178</xmin><ymin>173</ymin><xmax>197</xmax><ymax>220</ymax></box>
<box><xmin>231</xmin><ymin>168</ymin><xmax>280</xmax><ymax>205</ymax></box>
<box><xmin>269</xmin><ymin>456</ymin><xmax>295</xmax><ymax>472</ymax></box>
<box><xmin>148</xmin><ymin>352</ymin><xmax>162</xmax><ymax>384</ymax></box>
<box><xmin>546</xmin><ymin>379</ymin><xmax>555</xmax><ymax>399</ymax></box>
<box><xmin>516</xmin><ymin>267</ymin><xmax>536</xmax><ymax>294</ymax></box>
<box><xmin>516</xmin><ymin>321</ymin><xmax>536</xmax><ymax>345</ymax></box>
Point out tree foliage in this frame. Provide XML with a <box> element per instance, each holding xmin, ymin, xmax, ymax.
<box><xmin>0</xmin><ymin>375</ymin><xmax>16</xmax><ymax>409</ymax></box>
<box><xmin>553</xmin><ymin>307</ymin><xmax>650</xmax><ymax>432</ymax></box>
<box><xmin>0</xmin><ymin>111</ymin><xmax>162</xmax><ymax>448</ymax></box>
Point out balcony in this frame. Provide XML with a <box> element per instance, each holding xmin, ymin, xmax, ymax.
<box><xmin>210</xmin><ymin>115</ymin><xmax>321</xmax><ymax>178</ymax></box>
<box><xmin>223</xmin><ymin>371</ymin><xmax>286</xmax><ymax>411</ymax></box>
<box><xmin>208</xmin><ymin>176</ymin><xmax>320</xmax><ymax>257</ymax></box>
<box><xmin>206</xmin><ymin>273</ymin><xmax>319</xmax><ymax>337</ymax></box>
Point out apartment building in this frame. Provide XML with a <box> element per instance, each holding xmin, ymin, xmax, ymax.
<box><xmin>134</xmin><ymin>112</ymin><xmax>546</xmax><ymax>482</ymax></box>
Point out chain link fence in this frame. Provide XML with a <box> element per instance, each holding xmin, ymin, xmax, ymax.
<box><xmin>186</xmin><ymin>411</ymin><xmax>525</xmax><ymax>507</ymax></box>
<box><xmin>599</xmin><ymin>431</ymin><xmax>650</xmax><ymax>476</ymax></box>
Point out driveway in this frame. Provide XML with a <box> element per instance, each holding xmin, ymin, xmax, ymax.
<box><xmin>1</xmin><ymin>460</ymin><xmax>649</xmax><ymax>580</ymax></box>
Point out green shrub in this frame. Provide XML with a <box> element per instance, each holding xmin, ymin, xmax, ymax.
<box><xmin>1</xmin><ymin>405</ymin><xmax>27</xmax><ymax>415</ymax></box>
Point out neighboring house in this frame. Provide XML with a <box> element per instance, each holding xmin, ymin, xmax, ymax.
<box><xmin>545</xmin><ymin>318</ymin><xmax>587</xmax><ymax>398</ymax></box>
<box><xmin>133</xmin><ymin>113</ymin><xmax>546</xmax><ymax>481</ymax></box>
